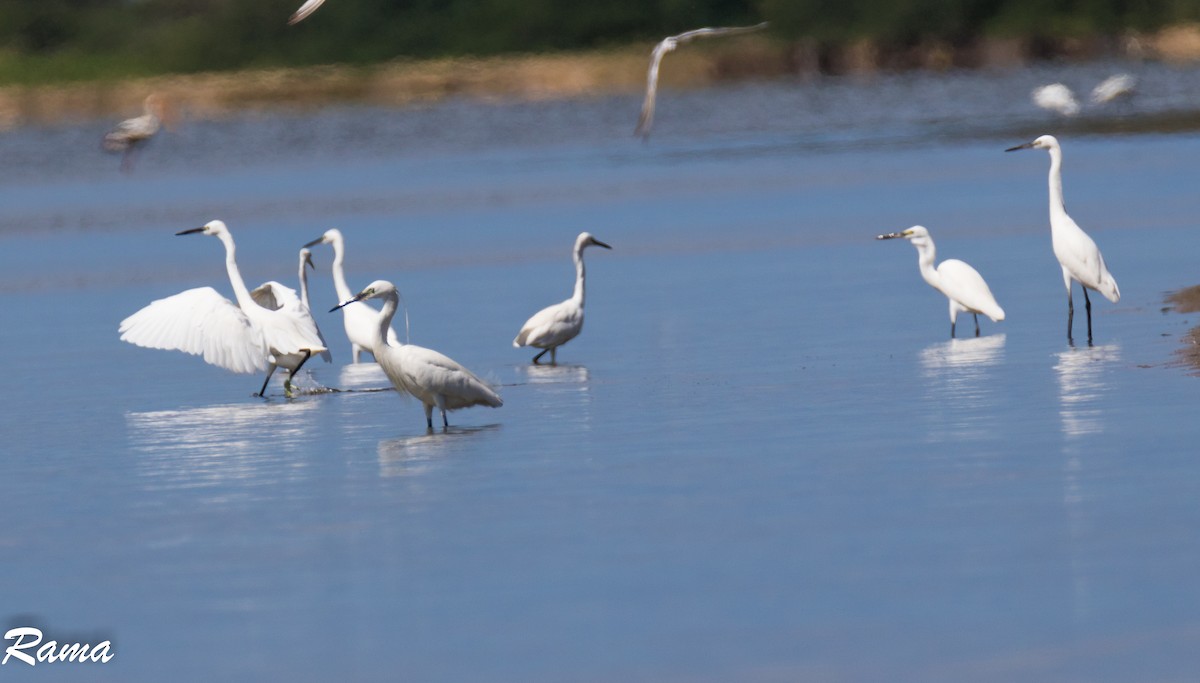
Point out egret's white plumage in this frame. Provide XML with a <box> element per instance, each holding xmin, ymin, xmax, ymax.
<box><xmin>513</xmin><ymin>232</ymin><xmax>611</xmax><ymax>364</ymax></box>
<box><xmin>877</xmin><ymin>226</ymin><xmax>1005</xmax><ymax>338</ymax></box>
<box><xmin>1091</xmin><ymin>74</ymin><xmax>1137</xmax><ymax>103</ymax></box>
<box><xmin>1032</xmin><ymin>83</ymin><xmax>1080</xmax><ymax>116</ymax></box>
<box><xmin>119</xmin><ymin>220</ymin><xmax>330</xmax><ymax>396</ymax></box>
<box><xmin>102</xmin><ymin>94</ymin><xmax>167</xmax><ymax>172</ymax></box>
<box><xmin>334</xmin><ymin>280</ymin><xmax>502</xmax><ymax>428</ymax></box>
<box><xmin>635</xmin><ymin>22</ymin><xmax>768</xmax><ymax>139</ymax></box>
<box><xmin>304</xmin><ymin>228</ymin><xmax>399</xmax><ymax>363</ymax></box>
<box><xmin>1006</xmin><ymin>134</ymin><xmax>1120</xmax><ymax>343</ymax></box>
<box><xmin>288</xmin><ymin>0</ymin><xmax>326</xmax><ymax>24</ymax></box>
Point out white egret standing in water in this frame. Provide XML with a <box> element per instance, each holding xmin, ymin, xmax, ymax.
<box><xmin>635</xmin><ymin>22</ymin><xmax>768</xmax><ymax>139</ymax></box>
<box><xmin>303</xmin><ymin>228</ymin><xmax>399</xmax><ymax>363</ymax></box>
<box><xmin>1032</xmin><ymin>83</ymin><xmax>1080</xmax><ymax>116</ymax></box>
<box><xmin>119</xmin><ymin>220</ymin><xmax>330</xmax><ymax>396</ymax></box>
<box><xmin>288</xmin><ymin>0</ymin><xmax>326</xmax><ymax>24</ymax></box>
<box><xmin>333</xmin><ymin>280</ymin><xmax>502</xmax><ymax>428</ymax></box>
<box><xmin>1006</xmin><ymin>135</ymin><xmax>1120</xmax><ymax>343</ymax></box>
<box><xmin>102</xmin><ymin>94</ymin><xmax>167</xmax><ymax>172</ymax></box>
<box><xmin>877</xmin><ymin>226</ymin><xmax>1006</xmax><ymax>338</ymax></box>
<box><xmin>513</xmin><ymin>232</ymin><xmax>611</xmax><ymax>364</ymax></box>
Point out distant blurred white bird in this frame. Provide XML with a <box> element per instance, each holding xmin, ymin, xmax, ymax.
<box><xmin>877</xmin><ymin>226</ymin><xmax>1005</xmax><ymax>338</ymax></box>
<box><xmin>1090</xmin><ymin>74</ymin><xmax>1137</xmax><ymax>103</ymax></box>
<box><xmin>635</xmin><ymin>22</ymin><xmax>768</xmax><ymax>139</ymax></box>
<box><xmin>334</xmin><ymin>280</ymin><xmax>502</xmax><ymax>428</ymax></box>
<box><xmin>1032</xmin><ymin>83</ymin><xmax>1080</xmax><ymax>116</ymax></box>
<box><xmin>119</xmin><ymin>220</ymin><xmax>331</xmax><ymax>396</ymax></box>
<box><xmin>303</xmin><ymin>228</ymin><xmax>399</xmax><ymax>363</ymax></box>
<box><xmin>102</xmin><ymin>94</ymin><xmax>167</xmax><ymax>172</ymax></box>
<box><xmin>1006</xmin><ymin>135</ymin><xmax>1120</xmax><ymax>343</ymax></box>
<box><xmin>513</xmin><ymin>232</ymin><xmax>611</xmax><ymax>364</ymax></box>
<box><xmin>288</xmin><ymin>0</ymin><xmax>326</xmax><ymax>24</ymax></box>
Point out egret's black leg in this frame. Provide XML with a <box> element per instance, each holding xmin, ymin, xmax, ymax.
<box><xmin>442</xmin><ymin>411</ymin><xmax>449</xmax><ymax>428</ymax></box>
<box><xmin>1084</xmin><ymin>287</ymin><xmax>1093</xmax><ymax>344</ymax></box>
<box><xmin>532</xmin><ymin>348</ymin><xmax>549</xmax><ymax>364</ymax></box>
<box><xmin>424</xmin><ymin>404</ymin><xmax>434</xmax><ymax>429</ymax></box>
<box><xmin>950</xmin><ymin>320</ymin><xmax>957</xmax><ymax>338</ymax></box>
<box><xmin>285</xmin><ymin>350</ymin><xmax>313</xmax><ymax>397</ymax></box>
<box><xmin>550</xmin><ymin>347</ymin><xmax>557</xmax><ymax>365</ymax></box>
<box><xmin>257</xmin><ymin>365</ymin><xmax>277</xmax><ymax>398</ymax></box>
<box><xmin>974</xmin><ymin>314</ymin><xmax>980</xmax><ymax>338</ymax></box>
<box><xmin>1067</xmin><ymin>286</ymin><xmax>1075</xmax><ymax>343</ymax></box>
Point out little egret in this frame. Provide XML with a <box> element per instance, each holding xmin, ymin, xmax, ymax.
<box><xmin>119</xmin><ymin>220</ymin><xmax>330</xmax><ymax>397</ymax></box>
<box><xmin>1032</xmin><ymin>83</ymin><xmax>1080</xmax><ymax>117</ymax></box>
<box><xmin>513</xmin><ymin>232</ymin><xmax>611</xmax><ymax>364</ymax></box>
<box><xmin>1091</xmin><ymin>74</ymin><xmax>1137</xmax><ymax>104</ymax></box>
<box><xmin>102</xmin><ymin>94</ymin><xmax>167</xmax><ymax>172</ymax></box>
<box><xmin>1006</xmin><ymin>135</ymin><xmax>1120</xmax><ymax>343</ymax></box>
<box><xmin>303</xmin><ymin>228</ymin><xmax>399</xmax><ymax>362</ymax></box>
<box><xmin>877</xmin><ymin>226</ymin><xmax>1005</xmax><ymax>338</ymax></box>
<box><xmin>297</xmin><ymin>248</ymin><xmax>316</xmax><ymax>311</ymax></box>
<box><xmin>288</xmin><ymin>0</ymin><xmax>326</xmax><ymax>24</ymax></box>
<box><xmin>635</xmin><ymin>22</ymin><xmax>768</xmax><ymax>139</ymax></box>
<box><xmin>333</xmin><ymin>280</ymin><xmax>502</xmax><ymax>428</ymax></box>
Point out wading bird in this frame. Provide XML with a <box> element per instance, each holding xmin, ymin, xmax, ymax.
<box><xmin>119</xmin><ymin>220</ymin><xmax>330</xmax><ymax>396</ymax></box>
<box><xmin>877</xmin><ymin>226</ymin><xmax>1005</xmax><ymax>338</ymax></box>
<box><xmin>303</xmin><ymin>228</ymin><xmax>399</xmax><ymax>363</ymax></box>
<box><xmin>102</xmin><ymin>94</ymin><xmax>168</xmax><ymax>172</ymax></box>
<box><xmin>1006</xmin><ymin>135</ymin><xmax>1120</xmax><ymax>343</ymax></box>
<box><xmin>513</xmin><ymin>232</ymin><xmax>611</xmax><ymax>364</ymax></box>
<box><xmin>288</xmin><ymin>0</ymin><xmax>326</xmax><ymax>24</ymax></box>
<box><xmin>635</xmin><ymin>22</ymin><xmax>768</xmax><ymax>139</ymax></box>
<box><xmin>334</xmin><ymin>280</ymin><xmax>502</xmax><ymax>428</ymax></box>
<box><xmin>1091</xmin><ymin>74</ymin><xmax>1137</xmax><ymax>104</ymax></box>
<box><xmin>1032</xmin><ymin>83</ymin><xmax>1080</xmax><ymax>117</ymax></box>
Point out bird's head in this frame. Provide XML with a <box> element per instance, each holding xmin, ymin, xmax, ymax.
<box><xmin>303</xmin><ymin>227</ymin><xmax>343</xmax><ymax>249</ymax></box>
<box><xmin>300</xmin><ymin>248</ymin><xmax>315</xmax><ymax>271</ymax></box>
<box><xmin>577</xmin><ymin>232</ymin><xmax>612</xmax><ymax>251</ymax></box>
<box><xmin>177</xmin><ymin>219</ymin><xmax>228</xmax><ymax>238</ymax></box>
<box><xmin>331</xmin><ymin>279</ymin><xmax>394</xmax><ymax>311</ymax></box>
<box><xmin>1006</xmin><ymin>134</ymin><xmax>1058</xmax><ymax>153</ymax></box>
<box><xmin>877</xmin><ymin>225</ymin><xmax>931</xmax><ymax>247</ymax></box>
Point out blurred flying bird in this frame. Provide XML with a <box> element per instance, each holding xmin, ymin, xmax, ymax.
<box><xmin>102</xmin><ymin>94</ymin><xmax>168</xmax><ymax>172</ymax></box>
<box><xmin>288</xmin><ymin>0</ymin><xmax>326</xmax><ymax>24</ymax></box>
<box><xmin>1006</xmin><ymin>135</ymin><xmax>1120</xmax><ymax>344</ymax></box>
<box><xmin>877</xmin><ymin>226</ymin><xmax>1005</xmax><ymax>338</ymax></box>
<box><xmin>119</xmin><ymin>220</ymin><xmax>331</xmax><ymax>396</ymax></box>
<box><xmin>635</xmin><ymin>22</ymin><xmax>768</xmax><ymax>139</ymax></box>
<box><xmin>1032</xmin><ymin>83</ymin><xmax>1080</xmax><ymax>116</ymax></box>
<box><xmin>334</xmin><ymin>280</ymin><xmax>502</xmax><ymax>428</ymax></box>
<box><xmin>1090</xmin><ymin>74</ymin><xmax>1137</xmax><ymax>104</ymax></box>
<box><xmin>513</xmin><ymin>232</ymin><xmax>611</xmax><ymax>364</ymax></box>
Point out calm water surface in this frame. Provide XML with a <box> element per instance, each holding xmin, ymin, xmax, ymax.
<box><xmin>2</xmin><ymin>63</ymin><xmax>1199</xmax><ymax>681</ymax></box>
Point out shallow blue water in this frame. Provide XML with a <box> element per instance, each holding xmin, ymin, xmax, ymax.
<box><xmin>2</xmin><ymin>65</ymin><xmax>1200</xmax><ymax>681</ymax></box>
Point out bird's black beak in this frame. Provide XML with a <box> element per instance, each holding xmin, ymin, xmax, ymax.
<box><xmin>1005</xmin><ymin>142</ymin><xmax>1034</xmax><ymax>152</ymax></box>
<box><xmin>592</xmin><ymin>239</ymin><xmax>612</xmax><ymax>250</ymax></box>
<box><xmin>305</xmin><ymin>255</ymin><xmax>315</xmax><ymax>271</ymax></box>
<box><xmin>330</xmin><ymin>293</ymin><xmax>364</xmax><ymax>312</ymax></box>
<box><xmin>302</xmin><ymin>237</ymin><xmax>324</xmax><ymax>248</ymax></box>
<box><xmin>176</xmin><ymin>227</ymin><xmax>205</xmax><ymax>236</ymax></box>
<box><xmin>876</xmin><ymin>232</ymin><xmax>905</xmax><ymax>240</ymax></box>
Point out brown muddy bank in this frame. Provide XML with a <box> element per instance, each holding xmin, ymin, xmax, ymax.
<box><xmin>3</xmin><ymin>25</ymin><xmax>1200</xmax><ymax>130</ymax></box>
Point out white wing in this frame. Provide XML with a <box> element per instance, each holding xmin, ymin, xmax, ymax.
<box><xmin>249</xmin><ymin>281</ymin><xmax>300</xmax><ymax>311</ymax></box>
<box><xmin>102</xmin><ymin>114</ymin><xmax>160</xmax><ymax>151</ymax></box>
<box><xmin>385</xmin><ymin>344</ymin><xmax>503</xmax><ymax>410</ymax></box>
<box><xmin>938</xmin><ymin>259</ymin><xmax>1005</xmax><ymax>321</ymax></box>
<box><xmin>119</xmin><ymin>287</ymin><xmax>268</xmax><ymax>374</ymax></box>
<box><xmin>1091</xmin><ymin>74</ymin><xmax>1136</xmax><ymax>103</ymax></box>
<box><xmin>635</xmin><ymin>42</ymin><xmax>669</xmax><ymax>138</ymax></box>
<box><xmin>513</xmin><ymin>299</ymin><xmax>583</xmax><ymax>349</ymax></box>
<box><xmin>1032</xmin><ymin>83</ymin><xmax>1080</xmax><ymax>116</ymax></box>
<box><xmin>288</xmin><ymin>0</ymin><xmax>326</xmax><ymax>24</ymax></box>
<box><xmin>254</xmin><ymin>298</ymin><xmax>332</xmax><ymax>362</ymax></box>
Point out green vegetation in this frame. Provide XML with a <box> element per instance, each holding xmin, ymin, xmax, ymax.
<box><xmin>2</xmin><ymin>0</ymin><xmax>1199</xmax><ymax>84</ymax></box>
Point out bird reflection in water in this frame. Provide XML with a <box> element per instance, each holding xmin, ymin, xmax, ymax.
<box><xmin>377</xmin><ymin>424</ymin><xmax>500</xmax><ymax>478</ymax></box>
<box><xmin>1054</xmin><ymin>343</ymin><xmax>1121</xmax><ymax>439</ymax></box>
<box><xmin>918</xmin><ymin>334</ymin><xmax>1006</xmax><ymax>442</ymax></box>
<box><xmin>126</xmin><ymin>400</ymin><xmax>319</xmax><ymax>493</ymax></box>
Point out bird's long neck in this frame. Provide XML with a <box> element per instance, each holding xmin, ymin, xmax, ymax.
<box><xmin>329</xmin><ymin>237</ymin><xmax>353</xmax><ymax>302</ymax></box>
<box><xmin>1047</xmin><ymin>145</ymin><xmax>1067</xmax><ymax>219</ymax></box>
<box><xmin>374</xmin><ymin>291</ymin><xmax>399</xmax><ymax>349</ymax></box>
<box><xmin>571</xmin><ymin>246</ymin><xmax>587</xmax><ymax>307</ymax></box>
<box><xmin>915</xmin><ymin>241</ymin><xmax>941</xmax><ymax>290</ymax></box>
<box><xmin>218</xmin><ymin>231</ymin><xmax>256</xmax><ymax>311</ymax></box>
<box><xmin>298</xmin><ymin>259</ymin><xmax>310</xmax><ymax>310</ymax></box>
